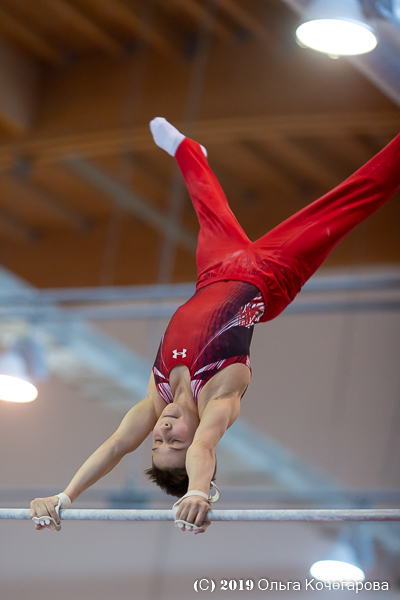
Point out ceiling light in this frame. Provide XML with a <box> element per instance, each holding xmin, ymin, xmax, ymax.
<box><xmin>0</xmin><ymin>337</ymin><xmax>47</xmax><ymax>403</ymax></box>
<box><xmin>0</xmin><ymin>349</ymin><xmax>38</xmax><ymax>403</ymax></box>
<box><xmin>296</xmin><ymin>0</ymin><xmax>378</xmax><ymax>56</ymax></box>
<box><xmin>310</xmin><ymin>540</ymin><xmax>365</xmax><ymax>584</ymax></box>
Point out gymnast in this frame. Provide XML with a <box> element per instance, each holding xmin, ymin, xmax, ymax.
<box><xmin>30</xmin><ymin>117</ymin><xmax>400</xmax><ymax>534</ymax></box>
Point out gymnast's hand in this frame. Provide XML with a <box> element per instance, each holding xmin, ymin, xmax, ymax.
<box><xmin>174</xmin><ymin>496</ymin><xmax>211</xmax><ymax>534</ymax></box>
<box><xmin>30</xmin><ymin>496</ymin><xmax>60</xmax><ymax>531</ymax></box>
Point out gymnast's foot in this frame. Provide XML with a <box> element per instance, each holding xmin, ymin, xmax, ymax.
<box><xmin>150</xmin><ymin>117</ymin><xmax>184</xmax><ymax>156</ymax></box>
<box><xmin>150</xmin><ymin>117</ymin><xmax>207</xmax><ymax>157</ymax></box>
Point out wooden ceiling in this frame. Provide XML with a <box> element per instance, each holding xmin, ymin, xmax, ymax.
<box><xmin>0</xmin><ymin>0</ymin><xmax>399</xmax><ymax>288</ymax></box>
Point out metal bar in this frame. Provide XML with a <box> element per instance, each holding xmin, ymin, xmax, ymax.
<box><xmin>0</xmin><ymin>272</ymin><xmax>398</xmax><ymax>304</ymax></box>
<box><xmin>1</xmin><ymin>508</ymin><xmax>400</xmax><ymax>521</ymax></box>
<box><xmin>1</xmin><ymin>299</ymin><xmax>399</xmax><ymax>321</ymax></box>
<box><xmin>33</xmin><ymin>283</ymin><xmax>196</xmax><ymax>302</ymax></box>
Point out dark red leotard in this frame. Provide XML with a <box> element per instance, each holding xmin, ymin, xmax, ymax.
<box><xmin>153</xmin><ymin>134</ymin><xmax>400</xmax><ymax>403</ymax></box>
<box><xmin>153</xmin><ymin>281</ymin><xmax>264</xmax><ymax>403</ymax></box>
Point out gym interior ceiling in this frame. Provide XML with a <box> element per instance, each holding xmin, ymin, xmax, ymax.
<box><xmin>0</xmin><ymin>0</ymin><xmax>399</xmax><ymax>288</ymax></box>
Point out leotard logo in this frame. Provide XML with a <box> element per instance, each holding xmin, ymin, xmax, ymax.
<box><xmin>172</xmin><ymin>349</ymin><xmax>187</xmax><ymax>359</ymax></box>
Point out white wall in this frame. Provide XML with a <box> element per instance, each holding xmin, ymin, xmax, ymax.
<box><xmin>1</xmin><ymin>271</ymin><xmax>399</xmax><ymax>599</ymax></box>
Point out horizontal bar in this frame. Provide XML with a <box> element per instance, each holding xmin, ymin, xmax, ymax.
<box><xmin>1</xmin><ymin>509</ymin><xmax>400</xmax><ymax>522</ymax></box>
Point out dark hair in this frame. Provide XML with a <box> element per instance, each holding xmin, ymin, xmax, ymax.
<box><xmin>145</xmin><ymin>459</ymin><xmax>217</xmax><ymax>498</ymax></box>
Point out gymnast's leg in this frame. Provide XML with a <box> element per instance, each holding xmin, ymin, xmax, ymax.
<box><xmin>150</xmin><ymin>117</ymin><xmax>250</xmax><ymax>282</ymax></box>
<box><xmin>252</xmin><ymin>132</ymin><xmax>400</xmax><ymax>321</ymax></box>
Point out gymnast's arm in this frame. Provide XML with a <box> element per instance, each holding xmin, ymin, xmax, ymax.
<box><xmin>30</xmin><ymin>379</ymin><xmax>159</xmax><ymax>530</ymax></box>
<box><xmin>175</xmin><ymin>392</ymin><xmax>241</xmax><ymax>532</ymax></box>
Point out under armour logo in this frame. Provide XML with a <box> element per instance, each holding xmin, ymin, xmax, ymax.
<box><xmin>172</xmin><ymin>349</ymin><xmax>187</xmax><ymax>359</ymax></box>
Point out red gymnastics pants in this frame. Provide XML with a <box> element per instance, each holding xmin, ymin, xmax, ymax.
<box><xmin>174</xmin><ymin>134</ymin><xmax>400</xmax><ymax>323</ymax></box>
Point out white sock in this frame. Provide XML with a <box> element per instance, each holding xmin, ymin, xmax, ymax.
<box><xmin>150</xmin><ymin>117</ymin><xmax>185</xmax><ymax>156</ymax></box>
<box><xmin>149</xmin><ymin>117</ymin><xmax>207</xmax><ymax>158</ymax></box>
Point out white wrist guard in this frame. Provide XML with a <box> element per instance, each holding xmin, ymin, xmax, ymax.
<box><xmin>172</xmin><ymin>482</ymin><xmax>220</xmax><ymax>532</ymax></box>
<box><xmin>55</xmin><ymin>493</ymin><xmax>72</xmax><ymax>509</ymax></box>
<box><xmin>54</xmin><ymin>493</ymin><xmax>72</xmax><ymax>530</ymax></box>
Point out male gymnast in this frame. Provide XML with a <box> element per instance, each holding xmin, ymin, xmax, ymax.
<box><xmin>30</xmin><ymin>117</ymin><xmax>400</xmax><ymax>534</ymax></box>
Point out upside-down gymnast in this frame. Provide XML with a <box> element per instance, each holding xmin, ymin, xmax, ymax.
<box><xmin>30</xmin><ymin>118</ymin><xmax>400</xmax><ymax>534</ymax></box>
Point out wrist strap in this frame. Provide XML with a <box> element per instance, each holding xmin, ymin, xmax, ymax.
<box><xmin>172</xmin><ymin>482</ymin><xmax>220</xmax><ymax>511</ymax></box>
<box><xmin>54</xmin><ymin>493</ymin><xmax>72</xmax><ymax>530</ymax></box>
<box><xmin>209</xmin><ymin>481</ymin><xmax>220</xmax><ymax>502</ymax></box>
<box><xmin>171</xmin><ymin>483</ymin><xmax>220</xmax><ymax>533</ymax></box>
<box><xmin>55</xmin><ymin>493</ymin><xmax>72</xmax><ymax>509</ymax></box>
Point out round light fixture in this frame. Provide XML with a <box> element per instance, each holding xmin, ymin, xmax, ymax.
<box><xmin>310</xmin><ymin>539</ymin><xmax>365</xmax><ymax>584</ymax></box>
<box><xmin>0</xmin><ymin>349</ymin><xmax>38</xmax><ymax>403</ymax></box>
<box><xmin>296</xmin><ymin>0</ymin><xmax>378</xmax><ymax>56</ymax></box>
<box><xmin>310</xmin><ymin>559</ymin><xmax>365</xmax><ymax>584</ymax></box>
<box><xmin>0</xmin><ymin>374</ymin><xmax>38</xmax><ymax>403</ymax></box>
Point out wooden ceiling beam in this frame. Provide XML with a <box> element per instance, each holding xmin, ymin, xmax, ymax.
<box><xmin>10</xmin><ymin>176</ymin><xmax>90</xmax><ymax>231</ymax></box>
<box><xmin>235</xmin><ymin>141</ymin><xmax>300</xmax><ymax>199</ymax></box>
<box><xmin>63</xmin><ymin>155</ymin><xmax>197</xmax><ymax>253</ymax></box>
<box><xmin>1</xmin><ymin>112</ymin><xmax>399</xmax><ymax>168</ymax></box>
<box><xmin>79</xmin><ymin>0</ymin><xmax>177</xmax><ymax>57</ymax></box>
<box><xmin>264</xmin><ymin>137</ymin><xmax>339</xmax><ymax>190</ymax></box>
<box><xmin>193</xmin><ymin>113</ymin><xmax>400</xmax><ymax>143</ymax></box>
<box><xmin>216</xmin><ymin>0</ymin><xmax>274</xmax><ymax>46</ymax></box>
<box><xmin>168</xmin><ymin>0</ymin><xmax>232</xmax><ymax>41</ymax></box>
<box><xmin>0</xmin><ymin>205</ymin><xmax>38</xmax><ymax>243</ymax></box>
<box><xmin>0</xmin><ymin>7</ymin><xmax>63</xmax><ymax>65</ymax></box>
<box><xmin>0</xmin><ymin>37</ymin><xmax>40</xmax><ymax>134</ymax></box>
<box><xmin>333</xmin><ymin>135</ymin><xmax>376</xmax><ymax>167</ymax></box>
<box><xmin>40</xmin><ymin>0</ymin><xmax>123</xmax><ymax>57</ymax></box>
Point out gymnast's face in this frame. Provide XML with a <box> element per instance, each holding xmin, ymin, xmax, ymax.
<box><xmin>152</xmin><ymin>404</ymin><xmax>199</xmax><ymax>469</ymax></box>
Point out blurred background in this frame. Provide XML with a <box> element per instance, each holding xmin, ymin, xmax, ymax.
<box><xmin>0</xmin><ymin>1</ymin><xmax>399</xmax><ymax>598</ymax></box>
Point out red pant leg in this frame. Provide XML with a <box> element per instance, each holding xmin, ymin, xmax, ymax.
<box><xmin>175</xmin><ymin>138</ymin><xmax>250</xmax><ymax>286</ymax></box>
<box><xmin>251</xmin><ymin>132</ymin><xmax>400</xmax><ymax>321</ymax></box>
